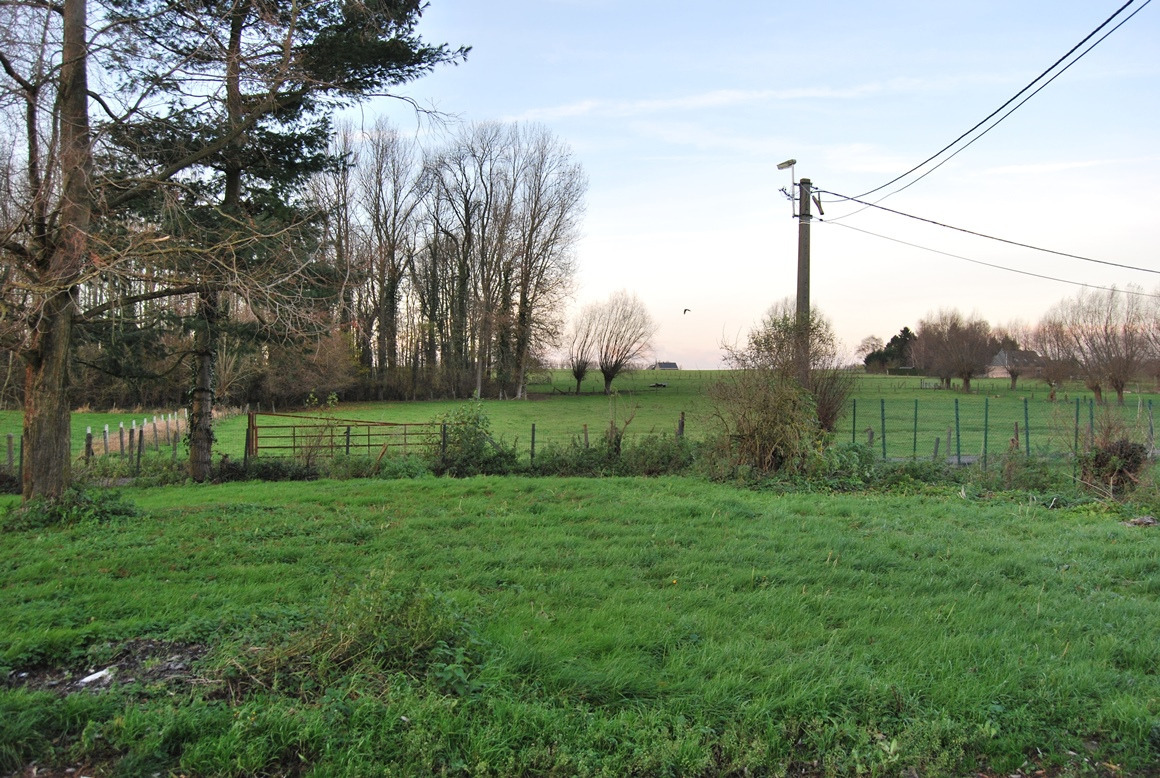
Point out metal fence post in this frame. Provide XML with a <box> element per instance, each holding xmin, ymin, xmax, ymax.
<box><xmin>852</xmin><ymin>399</ymin><xmax>857</xmax><ymax>445</ymax></box>
<box><xmin>880</xmin><ymin>399</ymin><xmax>887</xmax><ymax>460</ymax></box>
<box><xmin>530</xmin><ymin>423</ymin><xmax>536</xmax><ymax>466</ymax></box>
<box><xmin>912</xmin><ymin>399</ymin><xmax>918</xmax><ymax>460</ymax></box>
<box><xmin>982</xmin><ymin>398</ymin><xmax>989</xmax><ymax>471</ymax></box>
<box><xmin>954</xmin><ymin>399</ymin><xmax>961</xmax><ymax>466</ymax></box>
<box><xmin>1074</xmin><ymin>398</ymin><xmax>1081</xmax><ymax>479</ymax></box>
<box><xmin>1023</xmin><ymin>398</ymin><xmax>1031</xmax><ymax>457</ymax></box>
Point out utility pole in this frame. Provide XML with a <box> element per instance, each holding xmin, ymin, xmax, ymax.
<box><xmin>795</xmin><ymin>177</ymin><xmax>812</xmax><ymax>387</ymax></box>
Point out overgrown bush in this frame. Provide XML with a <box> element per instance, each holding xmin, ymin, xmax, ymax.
<box><xmin>530</xmin><ymin>438</ymin><xmax>619</xmax><ymax>476</ymax></box>
<box><xmin>1079</xmin><ymin>438</ymin><xmax>1149</xmax><ymax>497</ymax></box>
<box><xmin>2</xmin><ymin>487</ymin><xmax>138</xmax><ymax>531</ymax></box>
<box><xmin>0</xmin><ymin>470</ymin><xmax>19</xmax><ymax>495</ymax></box>
<box><xmin>213</xmin><ymin>457</ymin><xmax>320</xmax><ymax>483</ymax></box>
<box><xmin>617</xmin><ymin>434</ymin><xmax>694</xmax><ymax>476</ymax></box>
<box><xmin>707</xmin><ymin>370</ymin><xmax>823</xmax><ymax>476</ymax></box>
<box><xmin>431</xmin><ymin>402</ymin><xmax>517</xmax><ymax>477</ymax></box>
<box><xmin>75</xmin><ymin>455</ymin><xmax>189</xmax><ymax>488</ymax></box>
<box><xmin>323</xmin><ymin>453</ymin><xmax>433</xmax><ymax>480</ymax></box>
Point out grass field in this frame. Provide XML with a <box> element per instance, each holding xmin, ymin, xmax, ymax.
<box><xmin>1</xmin><ymin>477</ymin><xmax>1158</xmax><ymax>775</ymax></box>
<box><xmin>3</xmin><ymin>371</ymin><xmax>1158</xmax><ymax>473</ymax></box>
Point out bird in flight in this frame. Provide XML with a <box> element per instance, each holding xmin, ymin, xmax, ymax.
<box><xmin>683</xmin><ymin>308</ymin><xmax>691</xmax><ymax>314</ymax></box>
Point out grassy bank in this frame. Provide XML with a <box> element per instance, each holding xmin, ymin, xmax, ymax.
<box><xmin>2</xmin><ymin>477</ymin><xmax>1158</xmax><ymax>775</ymax></box>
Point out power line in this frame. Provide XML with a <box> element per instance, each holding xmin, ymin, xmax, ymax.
<box><xmin>817</xmin><ymin>188</ymin><xmax>1160</xmax><ymax>275</ymax></box>
<box><xmin>820</xmin><ymin>220</ymin><xmax>1160</xmax><ymax>299</ymax></box>
<box><xmin>851</xmin><ymin>0</ymin><xmax>1141</xmax><ymax>201</ymax></box>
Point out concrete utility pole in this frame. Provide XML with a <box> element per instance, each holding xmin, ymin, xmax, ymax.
<box><xmin>795</xmin><ymin>177</ymin><xmax>812</xmax><ymax>387</ymax></box>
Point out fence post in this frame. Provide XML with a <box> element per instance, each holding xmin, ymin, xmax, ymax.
<box><xmin>441</xmin><ymin>423</ymin><xmax>448</xmax><ymax>458</ymax></box>
<box><xmin>165</xmin><ymin>414</ymin><xmax>171</xmax><ymax>448</ymax></box>
<box><xmin>136</xmin><ymin>430</ymin><xmax>144</xmax><ymax>474</ymax></box>
<box><xmin>932</xmin><ymin>436</ymin><xmax>940</xmax><ymax>462</ymax></box>
<box><xmin>128</xmin><ymin>426</ymin><xmax>135</xmax><ymax>459</ymax></box>
<box><xmin>530</xmin><ymin>423</ymin><xmax>536</xmax><ymax>466</ymax></box>
<box><xmin>1088</xmin><ymin>399</ymin><xmax>1094</xmax><ymax>442</ymax></box>
<box><xmin>103</xmin><ymin>425</ymin><xmax>109</xmax><ymax>456</ymax></box>
<box><xmin>153</xmin><ymin>416</ymin><xmax>160</xmax><ymax>452</ymax></box>
<box><xmin>912</xmin><ymin>399</ymin><xmax>918</xmax><ymax>460</ymax></box>
<box><xmin>119</xmin><ymin>422</ymin><xmax>126</xmax><ymax>458</ymax></box>
<box><xmin>6</xmin><ymin>433</ymin><xmax>12</xmax><ymax>470</ymax></box>
<box><xmin>583</xmin><ymin>424</ymin><xmax>589</xmax><ymax>448</ymax></box>
<box><xmin>1149</xmin><ymin>400</ymin><xmax>1155</xmax><ymax>453</ymax></box>
<box><xmin>1074</xmin><ymin>398</ymin><xmax>1081</xmax><ymax>479</ymax></box>
<box><xmin>983</xmin><ymin>398</ymin><xmax>989</xmax><ymax>471</ymax></box>
<box><xmin>344</xmin><ymin>426</ymin><xmax>351</xmax><ymax>456</ymax></box>
<box><xmin>880</xmin><ymin>399</ymin><xmax>887</xmax><ymax>460</ymax></box>
<box><xmin>244</xmin><ymin>424</ymin><xmax>252</xmax><ymax>468</ymax></box>
<box><xmin>677</xmin><ymin>411</ymin><xmax>685</xmax><ymax>439</ymax></box>
<box><xmin>954</xmin><ymin>399</ymin><xmax>961</xmax><ymax>466</ymax></box>
<box><xmin>852</xmin><ymin>399</ymin><xmax>857</xmax><ymax>445</ymax></box>
<box><xmin>1023</xmin><ymin>398</ymin><xmax>1031</xmax><ymax>457</ymax></box>
<box><xmin>85</xmin><ymin>428</ymin><xmax>93</xmax><ymax>465</ymax></box>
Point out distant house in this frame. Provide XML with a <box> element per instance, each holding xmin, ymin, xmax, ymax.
<box><xmin>987</xmin><ymin>348</ymin><xmax>1044</xmax><ymax>380</ymax></box>
<box><xmin>650</xmin><ymin>361</ymin><xmax>680</xmax><ymax>370</ymax></box>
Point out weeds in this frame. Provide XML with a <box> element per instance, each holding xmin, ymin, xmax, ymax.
<box><xmin>1</xmin><ymin>487</ymin><xmax>137</xmax><ymax>531</ymax></box>
<box><xmin>212</xmin><ymin>571</ymin><xmax>486</xmax><ymax>702</ymax></box>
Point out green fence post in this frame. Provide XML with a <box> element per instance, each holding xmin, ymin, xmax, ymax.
<box><xmin>912</xmin><ymin>399</ymin><xmax>918</xmax><ymax>460</ymax></box>
<box><xmin>852</xmin><ymin>399</ymin><xmax>857</xmax><ymax>445</ymax></box>
<box><xmin>880</xmin><ymin>399</ymin><xmax>887</xmax><ymax>460</ymax></box>
<box><xmin>983</xmin><ymin>398</ymin><xmax>989</xmax><ymax>471</ymax></box>
<box><xmin>1149</xmin><ymin>400</ymin><xmax>1154</xmax><ymax>453</ymax></box>
<box><xmin>1088</xmin><ymin>399</ymin><xmax>1095</xmax><ymax>441</ymax></box>
<box><xmin>1074</xmin><ymin>397</ymin><xmax>1081</xmax><ymax>479</ymax></box>
<box><xmin>954</xmin><ymin>398</ymin><xmax>961</xmax><ymax>466</ymax></box>
<box><xmin>1023</xmin><ymin>398</ymin><xmax>1031</xmax><ymax>457</ymax></box>
<box><xmin>530</xmin><ymin>423</ymin><xmax>536</xmax><ymax>466</ymax></box>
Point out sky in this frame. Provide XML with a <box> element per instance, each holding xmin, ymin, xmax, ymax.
<box><xmin>367</xmin><ymin>0</ymin><xmax>1160</xmax><ymax>368</ymax></box>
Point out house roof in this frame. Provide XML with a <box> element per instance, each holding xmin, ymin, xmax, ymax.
<box><xmin>989</xmin><ymin>348</ymin><xmax>1044</xmax><ymax>368</ymax></box>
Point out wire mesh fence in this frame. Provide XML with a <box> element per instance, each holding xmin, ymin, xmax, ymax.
<box><xmin>850</xmin><ymin>397</ymin><xmax>1156</xmax><ymax>467</ymax></box>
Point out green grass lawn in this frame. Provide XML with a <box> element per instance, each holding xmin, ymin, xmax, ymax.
<box><xmin>2</xmin><ymin>476</ymin><xmax>1158</xmax><ymax>775</ymax></box>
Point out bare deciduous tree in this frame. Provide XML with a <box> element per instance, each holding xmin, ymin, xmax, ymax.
<box><xmin>1041</xmin><ymin>287</ymin><xmax>1149</xmax><ymax>405</ymax></box>
<box><xmin>913</xmin><ymin>310</ymin><xmax>994</xmax><ymax>393</ymax></box>
<box><xmin>583</xmin><ymin>290</ymin><xmax>657</xmax><ymax>395</ymax></box>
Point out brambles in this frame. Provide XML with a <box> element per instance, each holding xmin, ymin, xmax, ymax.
<box><xmin>1079</xmin><ymin>438</ymin><xmax>1149</xmax><ymax>497</ymax></box>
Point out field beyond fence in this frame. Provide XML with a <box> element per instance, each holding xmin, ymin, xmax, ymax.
<box><xmin>1</xmin><ymin>373</ymin><xmax>1158</xmax><ymax>474</ymax></box>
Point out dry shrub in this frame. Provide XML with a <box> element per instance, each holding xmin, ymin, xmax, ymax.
<box><xmin>708</xmin><ymin>370</ymin><xmax>821</xmax><ymax>475</ymax></box>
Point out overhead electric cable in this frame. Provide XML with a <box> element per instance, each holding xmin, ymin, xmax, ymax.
<box><xmin>817</xmin><ymin>188</ymin><xmax>1160</xmax><ymax>275</ymax></box>
<box><xmin>851</xmin><ymin>0</ymin><xmax>1138</xmax><ymax>201</ymax></box>
<box><xmin>820</xmin><ymin>220</ymin><xmax>1160</xmax><ymax>299</ymax></box>
<box><xmin>822</xmin><ymin>0</ymin><xmax>1153</xmax><ymax>218</ymax></box>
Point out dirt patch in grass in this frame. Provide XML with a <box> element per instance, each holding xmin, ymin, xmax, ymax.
<box><xmin>4</xmin><ymin>638</ymin><xmax>208</xmax><ymax>696</ymax></box>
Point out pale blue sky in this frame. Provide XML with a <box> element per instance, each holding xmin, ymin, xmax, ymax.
<box><xmin>371</xmin><ymin>0</ymin><xmax>1159</xmax><ymax>367</ymax></box>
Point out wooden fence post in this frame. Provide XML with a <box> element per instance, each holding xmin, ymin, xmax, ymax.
<box><xmin>103</xmin><ymin>425</ymin><xmax>109</xmax><ymax>455</ymax></box>
<box><xmin>85</xmin><ymin>428</ymin><xmax>93</xmax><ymax>464</ymax></box>
<box><xmin>677</xmin><ymin>411</ymin><xmax>685</xmax><ymax>439</ymax></box>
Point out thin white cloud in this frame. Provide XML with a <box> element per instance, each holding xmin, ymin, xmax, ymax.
<box><xmin>506</xmin><ymin>73</ymin><xmax>1016</xmax><ymax>123</ymax></box>
<box><xmin>984</xmin><ymin>156</ymin><xmax>1160</xmax><ymax>175</ymax></box>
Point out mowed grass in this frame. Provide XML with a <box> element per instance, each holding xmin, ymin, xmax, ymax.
<box><xmin>2</xmin><ymin>477</ymin><xmax>1158</xmax><ymax>775</ymax></box>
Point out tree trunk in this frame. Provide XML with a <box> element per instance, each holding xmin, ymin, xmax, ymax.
<box><xmin>21</xmin><ymin>0</ymin><xmax>91</xmax><ymax>501</ymax></box>
<box><xmin>22</xmin><ymin>292</ymin><xmax>76</xmax><ymax>500</ymax></box>
<box><xmin>188</xmin><ymin>291</ymin><xmax>219</xmax><ymax>482</ymax></box>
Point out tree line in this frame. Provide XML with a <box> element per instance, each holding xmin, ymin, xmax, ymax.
<box><xmin>1</xmin><ymin>0</ymin><xmax>549</xmax><ymax>497</ymax></box>
<box><xmin>860</xmin><ymin>286</ymin><xmax>1160</xmax><ymax>403</ymax></box>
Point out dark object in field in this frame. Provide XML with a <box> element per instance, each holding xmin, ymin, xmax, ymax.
<box><xmin>649</xmin><ymin>383</ymin><xmax>668</xmax><ymax>388</ymax></box>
